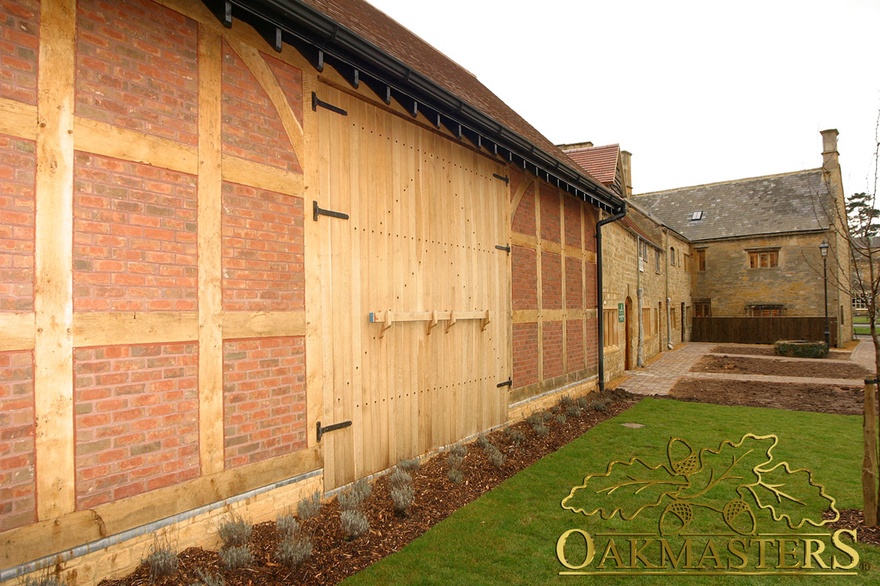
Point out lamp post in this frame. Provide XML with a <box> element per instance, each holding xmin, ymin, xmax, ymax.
<box><xmin>819</xmin><ymin>240</ymin><xmax>830</xmax><ymax>347</ymax></box>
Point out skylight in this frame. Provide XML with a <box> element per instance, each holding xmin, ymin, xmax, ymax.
<box><xmin>690</xmin><ymin>211</ymin><xmax>704</xmax><ymax>221</ymax></box>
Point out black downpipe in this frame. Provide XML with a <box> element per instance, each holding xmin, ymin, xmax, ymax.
<box><xmin>596</xmin><ymin>204</ymin><xmax>627</xmax><ymax>392</ymax></box>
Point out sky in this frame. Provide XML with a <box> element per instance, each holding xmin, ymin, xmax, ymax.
<box><xmin>366</xmin><ymin>0</ymin><xmax>880</xmax><ymax>195</ymax></box>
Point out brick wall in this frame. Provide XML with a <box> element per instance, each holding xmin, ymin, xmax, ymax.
<box><xmin>566</xmin><ymin>319</ymin><xmax>584</xmax><ymax>371</ymax></box>
<box><xmin>542</xmin><ymin>320</ymin><xmax>563</xmax><ymax>379</ymax></box>
<box><xmin>510</xmin><ymin>178</ymin><xmax>600</xmax><ymax>401</ymax></box>
<box><xmin>0</xmin><ymin>350</ymin><xmax>34</xmax><ymax>531</ymax></box>
<box><xmin>76</xmin><ymin>0</ymin><xmax>198</xmax><ymax>145</ymax></box>
<box><xmin>221</xmin><ymin>182</ymin><xmax>305</xmax><ymax>311</ymax></box>
<box><xmin>0</xmin><ymin>134</ymin><xmax>35</xmax><ymax>311</ymax></box>
<box><xmin>73</xmin><ymin>153</ymin><xmax>198</xmax><ymax>312</ymax></box>
<box><xmin>511</xmin><ymin>245</ymin><xmax>537</xmax><ymax>310</ymax></box>
<box><xmin>564</xmin><ymin>197</ymin><xmax>581</xmax><ymax>248</ymax></box>
<box><xmin>0</xmin><ymin>0</ymin><xmax>39</xmax><ymax>105</ymax></box>
<box><xmin>223</xmin><ymin>337</ymin><xmax>307</xmax><ymax>469</ymax></box>
<box><xmin>512</xmin><ymin>322</ymin><xmax>538</xmax><ymax>388</ymax></box>
<box><xmin>565</xmin><ymin>258</ymin><xmax>582</xmax><ymax>309</ymax></box>
<box><xmin>222</xmin><ymin>42</ymin><xmax>302</xmax><ymax>172</ymax></box>
<box><xmin>511</xmin><ymin>184</ymin><xmax>535</xmax><ymax>235</ymax></box>
<box><xmin>264</xmin><ymin>53</ymin><xmax>304</xmax><ymax>129</ymax></box>
<box><xmin>74</xmin><ymin>343</ymin><xmax>199</xmax><ymax>510</ymax></box>
<box><xmin>539</xmin><ymin>185</ymin><xmax>560</xmax><ymax>242</ymax></box>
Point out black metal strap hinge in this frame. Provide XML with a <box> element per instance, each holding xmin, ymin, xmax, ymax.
<box><xmin>317</xmin><ymin>420</ymin><xmax>352</xmax><ymax>442</ymax></box>
<box><xmin>495</xmin><ymin>244</ymin><xmax>511</xmax><ymax>254</ymax></box>
<box><xmin>496</xmin><ymin>378</ymin><xmax>512</xmax><ymax>388</ymax></box>
<box><xmin>312</xmin><ymin>91</ymin><xmax>347</xmax><ymax>116</ymax></box>
<box><xmin>313</xmin><ymin>201</ymin><xmax>350</xmax><ymax>222</ymax></box>
<box><xmin>493</xmin><ymin>173</ymin><xmax>510</xmax><ymax>184</ymax></box>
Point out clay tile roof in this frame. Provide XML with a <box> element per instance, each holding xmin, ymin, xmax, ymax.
<box><xmin>633</xmin><ymin>169</ymin><xmax>832</xmax><ymax>242</ymax></box>
<box><xmin>297</xmin><ymin>0</ymin><xmax>597</xmax><ymax>179</ymax></box>
<box><xmin>561</xmin><ymin>144</ymin><xmax>620</xmax><ymax>187</ymax></box>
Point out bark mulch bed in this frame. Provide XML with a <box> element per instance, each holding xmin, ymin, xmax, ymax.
<box><xmin>99</xmin><ymin>389</ymin><xmax>637</xmax><ymax>586</ymax></box>
<box><xmin>712</xmin><ymin>344</ymin><xmax>853</xmax><ymax>360</ymax></box>
<box><xmin>667</xmin><ymin>378</ymin><xmax>867</xmax><ymax>415</ymax></box>
<box><xmin>693</xmin><ymin>354</ymin><xmax>868</xmax><ymax>379</ymax></box>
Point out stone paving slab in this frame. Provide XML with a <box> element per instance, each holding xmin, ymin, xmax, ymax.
<box><xmin>615</xmin><ymin>340</ymin><xmax>875</xmax><ymax>397</ymax></box>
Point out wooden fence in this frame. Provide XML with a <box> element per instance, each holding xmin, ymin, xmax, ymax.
<box><xmin>691</xmin><ymin>317</ymin><xmax>839</xmax><ymax>345</ymax></box>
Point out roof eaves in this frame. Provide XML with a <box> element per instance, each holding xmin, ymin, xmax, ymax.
<box><xmin>227</xmin><ymin>0</ymin><xmax>624</xmax><ymax>213</ymax></box>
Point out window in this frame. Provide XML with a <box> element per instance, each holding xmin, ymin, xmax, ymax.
<box><xmin>694</xmin><ymin>300</ymin><xmax>711</xmax><ymax>317</ymax></box>
<box><xmin>642</xmin><ymin>308</ymin><xmax>652</xmax><ymax>337</ymax></box>
<box><xmin>747</xmin><ymin>304</ymin><xmax>784</xmax><ymax>317</ymax></box>
<box><xmin>671</xmin><ymin>307</ymin><xmax>677</xmax><ymax>328</ymax></box>
<box><xmin>696</xmin><ymin>249</ymin><xmax>706</xmax><ymax>272</ymax></box>
<box><xmin>603</xmin><ymin>309</ymin><xmax>619</xmax><ymax>347</ymax></box>
<box><xmin>670</xmin><ymin>247</ymin><xmax>676</xmax><ymax>266</ymax></box>
<box><xmin>689</xmin><ymin>210</ymin><xmax>704</xmax><ymax>221</ymax></box>
<box><xmin>655</xmin><ymin>249</ymin><xmax>661</xmax><ymax>273</ymax></box>
<box><xmin>639</xmin><ymin>241</ymin><xmax>648</xmax><ymax>272</ymax></box>
<box><xmin>854</xmin><ymin>297</ymin><xmax>868</xmax><ymax>310</ymax></box>
<box><xmin>748</xmin><ymin>250</ymin><xmax>778</xmax><ymax>268</ymax></box>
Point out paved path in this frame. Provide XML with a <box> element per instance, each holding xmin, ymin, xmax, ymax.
<box><xmin>616</xmin><ymin>340</ymin><xmax>876</xmax><ymax>396</ymax></box>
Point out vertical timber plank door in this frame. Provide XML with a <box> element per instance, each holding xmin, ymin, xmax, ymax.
<box><xmin>317</xmin><ymin>86</ymin><xmax>510</xmax><ymax>490</ymax></box>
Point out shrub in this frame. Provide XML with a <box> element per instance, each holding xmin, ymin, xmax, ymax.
<box><xmin>338</xmin><ymin>479</ymin><xmax>372</xmax><ymax>511</ymax></box>
<box><xmin>340</xmin><ymin>509</ymin><xmax>370</xmax><ymax>539</ymax></box>
<box><xmin>218</xmin><ymin>545</ymin><xmax>253</xmax><ymax>570</ymax></box>
<box><xmin>526</xmin><ymin>412</ymin><xmax>550</xmax><ymax>434</ymax></box>
<box><xmin>559</xmin><ymin>395</ymin><xmax>576</xmax><ymax>409</ymax></box>
<box><xmin>485</xmin><ymin>444</ymin><xmax>505</xmax><ymax>467</ymax></box>
<box><xmin>398</xmin><ymin>457</ymin><xmax>420</xmax><ymax>472</ymax></box>
<box><xmin>476</xmin><ymin>434</ymin><xmax>491</xmax><ymax>449</ymax></box>
<box><xmin>275</xmin><ymin>535</ymin><xmax>313</xmax><ymax>569</ymax></box>
<box><xmin>774</xmin><ymin>340</ymin><xmax>829</xmax><ymax>359</ymax></box>
<box><xmin>505</xmin><ymin>427</ymin><xmax>525</xmax><ymax>446</ymax></box>
<box><xmin>192</xmin><ymin>570</ymin><xmax>225</xmax><ymax>586</ymax></box>
<box><xmin>276</xmin><ymin>513</ymin><xmax>300</xmax><ymax>541</ymax></box>
<box><xmin>555</xmin><ymin>413</ymin><xmax>567</xmax><ymax>425</ymax></box>
<box><xmin>590</xmin><ymin>400</ymin><xmax>607</xmax><ymax>412</ymax></box>
<box><xmin>447</xmin><ymin>467</ymin><xmax>464</xmax><ymax>484</ymax></box>
<box><xmin>391</xmin><ymin>483</ymin><xmax>415</xmax><ymax>515</ymax></box>
<box><xmin>389</xmin><ymin>468</ymin><xmax>412</xmax><ymax>488</ymax></box>
<box><xmin>447</xmin><ymin>444</ymin><xmax>467</xmax><ymax>470</ymax></box>
<box><xmin>297</xmin><ymin>490</ymin><xmax>322</xmax><ymax>520</ymax></box>
<box><xmin>145</xmin><ymin>541</ymin><xmax>179</xmax><ymax>580</ymax></box>
<box><xmin>576</xmin><ymin>396</ymin><xmax>591</xmax><ymax>410</ymax></box>
<box><xmin>218</xmin><ymin>514</ymin><xmax>252</xmax><ymax>549</ymax></box>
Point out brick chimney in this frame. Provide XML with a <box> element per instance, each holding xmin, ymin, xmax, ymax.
<box><xmin>620</xmin><ymin>150</ymin><xmax>633</xmax><ymax>198</ymax></box>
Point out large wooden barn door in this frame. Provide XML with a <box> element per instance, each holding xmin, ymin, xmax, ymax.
<box><xmin>316</xmin><ymin>86</ymin><xmax>510</xmax><ymax>490</ymax></box>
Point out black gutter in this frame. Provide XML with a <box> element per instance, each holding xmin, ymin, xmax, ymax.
<box><xmin>595</xmin><ymin>204</ymin><xmax>627</xmax><ymax>392</ymax></box>
<box><xmin>225</xmin><ymin>0</ymin><xmax>625</xmax><ymax>215</ymax></box>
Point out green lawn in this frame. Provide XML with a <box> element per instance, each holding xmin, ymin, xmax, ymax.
<box><xmin>854</xmin><ymin>315</ymin><xmax>872</xmax><ymax>336</ymax></box>
<box><xmin>344</xmin><ymin>399</ymin><xmax>880</xmax><ymax>585</ymax></box>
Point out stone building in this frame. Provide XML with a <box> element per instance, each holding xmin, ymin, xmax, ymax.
<box><xmin>635</xmin><ymin>129</ymin><xmax>852</xmax><ymax>346</ymax></box>
<box><xmin>561</xmin><ymin>143</ymin><xmax>692</xmax><ymax>383</ymax></box>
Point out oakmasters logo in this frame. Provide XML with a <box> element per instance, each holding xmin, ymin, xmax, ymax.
<box><xmin>556</xmin><ymin>434</ymin><xmax>860</xmax><ymax>576</ymax></box>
